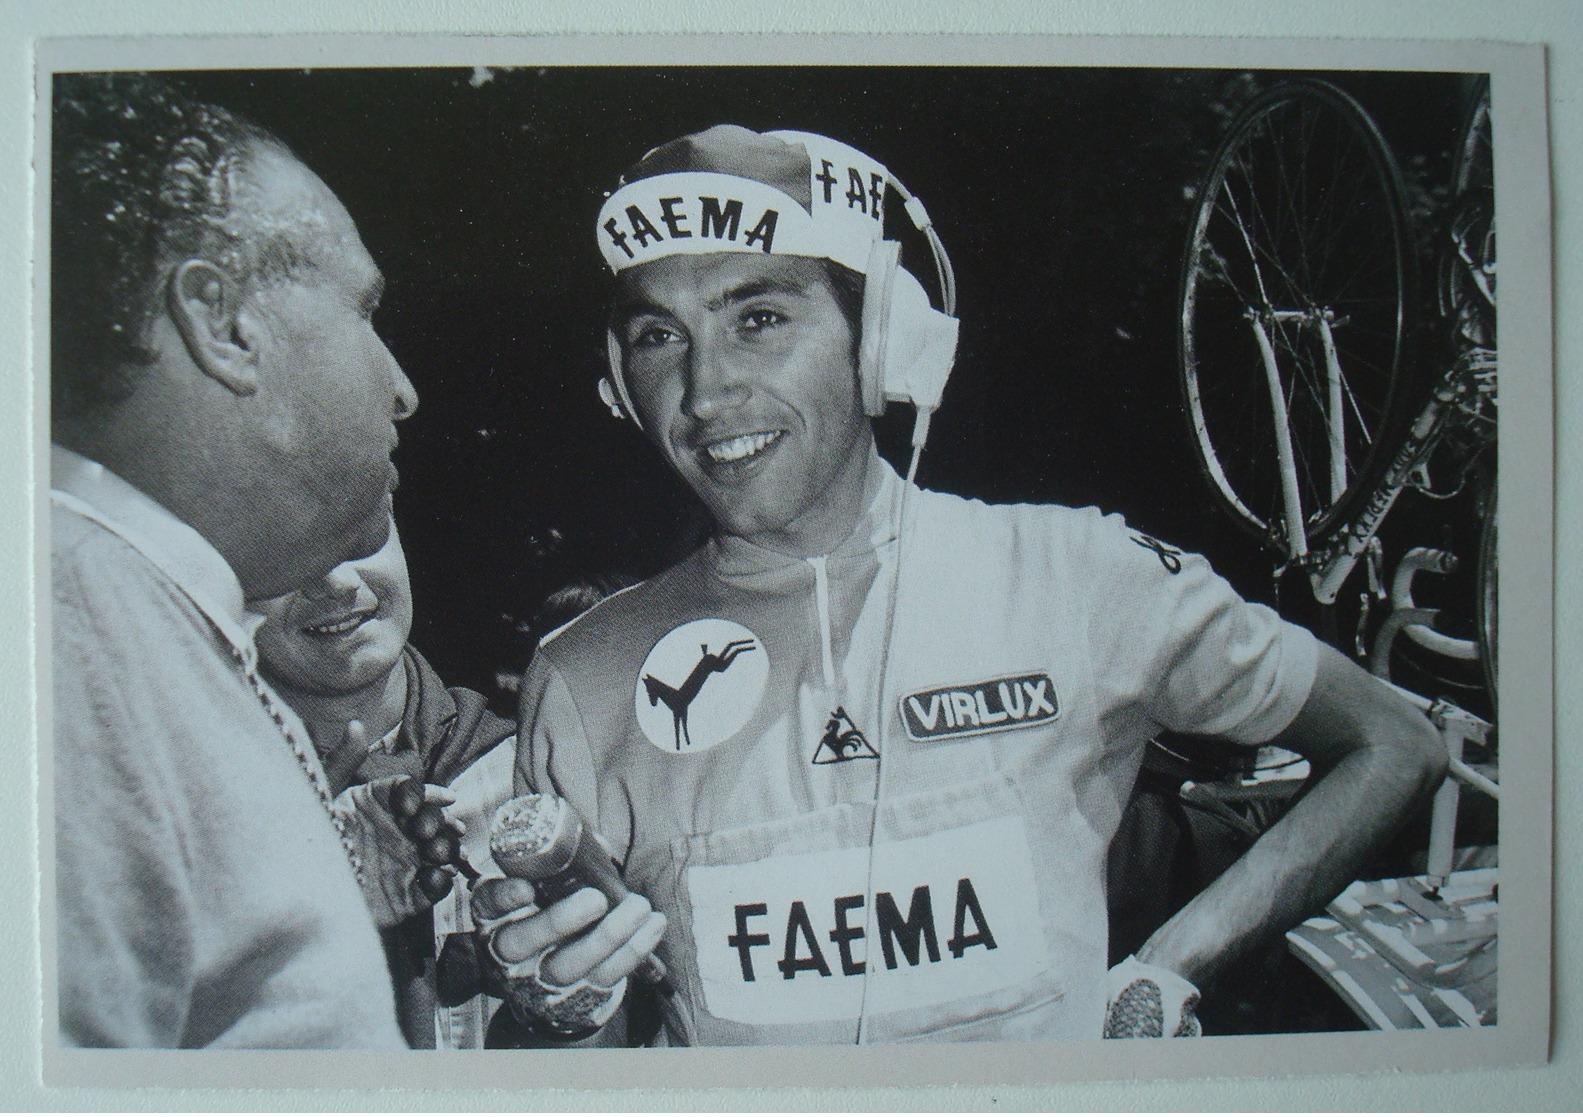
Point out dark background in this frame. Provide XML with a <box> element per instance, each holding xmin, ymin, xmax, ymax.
<box><xmin>172</xmin><ymin>65</ymin><xmax>1479</xmax><ymax>709</ymax></box>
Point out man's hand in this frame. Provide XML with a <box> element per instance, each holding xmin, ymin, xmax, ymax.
<box><xmin>471</xmin><ymin>876</ymin><xmax>666</xmax><ymax>1036</ymax></box>
<box><xmin>331</xmin><ymin>774</ymin><xmax>459</xmax><ymax>928</ymax></box>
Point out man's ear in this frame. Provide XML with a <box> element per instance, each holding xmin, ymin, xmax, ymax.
<box><xmin>168</xmin><ymin>259</ymin><xmax>260</xmax><ymax>396</ymax></box>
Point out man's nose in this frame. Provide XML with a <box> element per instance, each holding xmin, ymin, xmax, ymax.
<box><xmin>303</xmin><ymin>564</ymin><xmax>364</xmax><ymax>604</ymax></box>
<box><xmin>680</xmin><ymin>335</ymin><xmax>749</xmax><ymax>422</ymax></box>
<box><xmin>390</xmin><ymin>349</ymin><xmax>419</xmax><ymax>422</ymax></box>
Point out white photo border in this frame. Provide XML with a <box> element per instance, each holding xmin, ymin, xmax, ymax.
<box><xmin>31</xmin><ymin>31</ymin><xmax>1553</xmax><ymax>1093</ymax></box>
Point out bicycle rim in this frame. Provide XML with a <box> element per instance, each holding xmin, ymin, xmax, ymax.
<box><xmin>1441</xmin><ymin>78</ymin><xmax>1496</xmax><ymax>348</ymax></box>
<box><xmin>1180</xmin><ymin>80</ymin><xmax>1416</xmax><ymax>549</ymax></box>
<box><xmin>1455</xmin><ymin>76</ymin><xmax>1494</xmax><ymax>196</ymax></box>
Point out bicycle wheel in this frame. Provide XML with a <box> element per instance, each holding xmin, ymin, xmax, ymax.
<box><xmin>1441</xmin><ymin>77</ymin><xmax>1496</xmax><ymax>350</ymax></box>
<box><xmin>1454</xmin><ymin>76</ymin><xmax>1493</xmax><ymax>196</ymax></box>
<box><xmin>1181</xmin><ymin>80</ymin><xmax>1416</xmax><ymax>550</ymax></box>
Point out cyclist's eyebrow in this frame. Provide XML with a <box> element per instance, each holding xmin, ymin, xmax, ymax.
<box><xmin>611</xmin><ymin>275</ymin><xmax>814</xmax><ymax>326</ymax></box>
<box><xmin>707</xmin><ymin>275</ymin><xmax>812</xmax><ymax>312</ymax></box>
<box><xmin>610</xmin><ymin>296</ymin><xmax>670</xmax><ymax>330</ymax></box>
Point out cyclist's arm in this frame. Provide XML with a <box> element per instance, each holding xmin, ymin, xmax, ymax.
<box><xmin>1133</xmin><ymin>642</ymin><xmax>1446</xmax><ymax>988</ymax></box>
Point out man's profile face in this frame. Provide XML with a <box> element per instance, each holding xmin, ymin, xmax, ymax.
<box><xmin>236</xmin><ymin>147</ymin><xmax>418</xmax><ymax>589</ymax></box>
<box><xmin>252</xmin><ymin>519</ymin><xmax>413</xmax><ymax>697</ymax></box>
<box><xmin>613</xmin><ymin>253</ymin><xmax>872</xmax><ymax>555</ymax></box>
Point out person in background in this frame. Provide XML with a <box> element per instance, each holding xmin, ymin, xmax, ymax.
<box><xmin>495</xmin><ymin>575</ymin><xmax>637</xmax><ymax>703</ymax></box>
<box><xmin>253</xmin><ymin>519</ymin><xmax>516</xmax><ymax>1049</ymax></box>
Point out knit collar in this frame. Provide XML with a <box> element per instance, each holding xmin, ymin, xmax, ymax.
<box><xmin>50</xmin><ymin>444</ymin><xmax>261</xmax><ymax>662</ymax></box>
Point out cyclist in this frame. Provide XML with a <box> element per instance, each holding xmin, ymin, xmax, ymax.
<box><xmin>475</xmin><ymin>123</ymin><xmax>1447</xmax><ymax>1046</ymax></box>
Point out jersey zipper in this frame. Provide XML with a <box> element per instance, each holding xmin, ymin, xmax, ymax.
<box><xmin>808</xmin><ymin>554</ymin><xmax>837</xmax><ymax>688</ymax></box>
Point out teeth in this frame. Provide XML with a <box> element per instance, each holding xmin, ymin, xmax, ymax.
<box><xmin>705</xmin><ymin>431</ymin><xmax>782</xmax><ymax>463</ymax></box>
<box><xmin>306</xmin><ymin>613</ymin><xmax>371</xmax><ymax>636</ymax></box>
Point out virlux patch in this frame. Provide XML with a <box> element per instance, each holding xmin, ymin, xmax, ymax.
<box><xmin>900</xmin><ymin>673</ymin><xmax>1059</xmax><ymax>741</ymax></box>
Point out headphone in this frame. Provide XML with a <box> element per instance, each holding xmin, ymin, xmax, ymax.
<box><xmin>597</xmin><ymin>140</ymin><xmax>959</xmax><ymax>456</ymax></box>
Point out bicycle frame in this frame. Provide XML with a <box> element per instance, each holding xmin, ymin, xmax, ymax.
<box><xmin>1312</xmin><ymin>353</ymin><xmax>1494</xmax><ymax>604</ymax></box>
<box><xmin>1249</xmin><ymin>312</ymin><xmax>1494</xmax><ymax>605</ymax></box>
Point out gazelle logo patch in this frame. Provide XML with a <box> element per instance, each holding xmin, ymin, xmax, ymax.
<box><xmin>900</xmin><ymin>673</ymin><xmax>1059</xmax><ymax>741</ymax></box>
<box><xmin>636</xmin><ymin>619</ymin><xmax>767</xmax><ymax>753</ymax></box>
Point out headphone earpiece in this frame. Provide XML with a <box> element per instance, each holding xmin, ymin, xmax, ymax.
<box><xmin>859</xmin><ymin>238</ymin><xmax>959</xmax><ymax>421</ymax></box>
<box><xmin>859</xmin><ymin>240</ymin><xmax>901</xmax><ymax>418</ymax></box>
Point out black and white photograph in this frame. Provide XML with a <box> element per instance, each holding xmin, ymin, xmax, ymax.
<box><xmin>33</xmin><ymin>32</ymin><xmax>1554</xmax><ymax>1092</ymax></box>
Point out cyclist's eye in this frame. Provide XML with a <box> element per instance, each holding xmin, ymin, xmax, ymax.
<box><xmin>740</xmin><ymin>308</ymin><xmax>785</xmax><ymax>332</ymax></box>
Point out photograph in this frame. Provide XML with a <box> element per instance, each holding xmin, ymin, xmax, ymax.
<box><xmin>34</xmin><ymin>34</ymin><xmax>1552</xmax><ymax>1090</ymax></box>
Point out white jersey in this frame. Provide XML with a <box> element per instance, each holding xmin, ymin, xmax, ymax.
<box><xmin>518</xmin><ymin>460</ymin><xmax>1317</xmax><ymax>1046</ymax></box>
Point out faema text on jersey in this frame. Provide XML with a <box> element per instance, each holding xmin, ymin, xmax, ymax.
<box><xmin>685</xmin><ymin>814</ymin><xmax>1048</xmax><ymax>1025</ymax></box>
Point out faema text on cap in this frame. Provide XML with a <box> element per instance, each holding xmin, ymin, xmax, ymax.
<box><xmin>596</xmin><ymin>126</ymin><xmax>895</xmax><ymax>276</ymax></box>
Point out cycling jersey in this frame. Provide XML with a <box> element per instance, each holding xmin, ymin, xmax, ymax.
<box><xmin>517</xmin><ymin>457</ymin><xmax>1318</xmax><ymax>1046</ymax></box>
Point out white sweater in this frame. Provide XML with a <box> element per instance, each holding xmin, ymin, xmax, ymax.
<box><xmin>52</xmin><ymin>447</ymin><xmax>403</xmax><ymax>1048</ymax></box>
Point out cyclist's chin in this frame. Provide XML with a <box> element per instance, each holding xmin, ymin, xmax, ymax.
<box><xmin>699</xmin><ymin>480</ymin><xmax>810</xmax><ymax>548</ymax></box>
<box><xmin>707</xmin><ymin>494</ymin><xmax>795</xmax><ymax>545</ymax></box>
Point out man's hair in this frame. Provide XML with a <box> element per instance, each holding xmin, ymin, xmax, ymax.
<box><xmin>820</xmin><ymin>259</ymin><xmax>865</xmax><ymax>355</ymax></box>
<box><xmin>50</xmin><ymin>73</ymin><xmax>311</xmax><ymax>418</ymax></box>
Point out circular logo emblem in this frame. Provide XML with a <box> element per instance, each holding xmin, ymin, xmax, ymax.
<box><xmin>634</xmin><ymin>618</ymin><xmax>768</xmax><ymax>754</ymax></box>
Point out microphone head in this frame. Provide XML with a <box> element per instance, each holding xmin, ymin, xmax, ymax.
<box><xmin>490</xmin><ymin>793</ymin><xmax>581</xmax><ymax>880</ymax></box>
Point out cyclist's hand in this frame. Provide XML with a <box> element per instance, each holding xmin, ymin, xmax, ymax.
<box><xmin>1103</xmin><ymin>956</ymin><xmax>1203</xmax><ymax>1039</ymax></box>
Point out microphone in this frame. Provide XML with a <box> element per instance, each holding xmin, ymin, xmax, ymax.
<box><xmin>489</xmin><ymin>793</ymin><xmax>670</xmax><ymax>992</ymax></box>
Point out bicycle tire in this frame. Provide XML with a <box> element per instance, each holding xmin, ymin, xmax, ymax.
<box><xmin>1180</xmin><ymin>80</ymin><xmax>1417</xmax><ymax>550</ymax></box>
<box><xmin>1440</xmin><ymin>77</ymin><xmax>1496</xmax><ymax>350</ymax></box>
<box><xmin>1454</xmin><ymin>76</ymin><xmax>1494</xmax><ymax>197</ymax></box>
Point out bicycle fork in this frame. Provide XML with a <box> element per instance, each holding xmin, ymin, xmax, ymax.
<box><xmin>1247</xmin><ymin>307</ymin><xmax>1349</xmax><ymax>577</ymax></box>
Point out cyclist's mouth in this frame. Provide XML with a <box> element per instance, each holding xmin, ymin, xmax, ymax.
<box><xmin>697</xmin><ymin>430</ymin><xmax>785</xmax><ymax>478</ymax></box>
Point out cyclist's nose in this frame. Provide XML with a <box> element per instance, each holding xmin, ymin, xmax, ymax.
<box><xmin>681</xmin><ymin>334</ymin><xmax>751</xmax><ymax>422</ymax></box>
<box><xmin>390</xmin><ymin>348</ymin><xmax>419</xmax><ymax>422</ymax></box>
